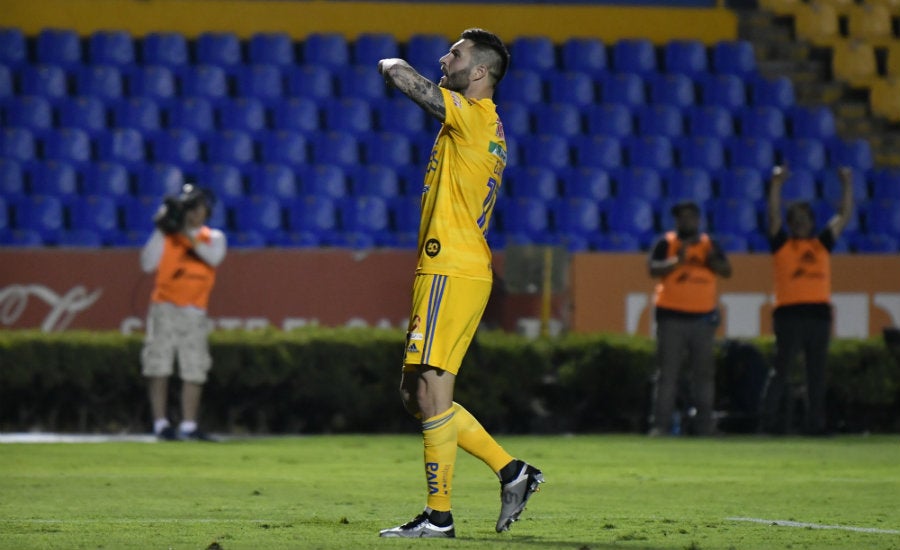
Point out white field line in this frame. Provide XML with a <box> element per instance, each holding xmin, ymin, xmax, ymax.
<box><xmin>727</xmin><ymin>516</ymin><xmax>900</xmax><ymax>535</ymax></box>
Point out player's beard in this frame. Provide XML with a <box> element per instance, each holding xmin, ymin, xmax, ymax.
<box><xmin>439</xmin><ymin>66</ymin><xmax>471</xmax><ymax>93</ymax></box>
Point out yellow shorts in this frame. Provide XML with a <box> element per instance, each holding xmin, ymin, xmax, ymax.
<box><xmin>403</xmin><ymin>274</ymin><xmax>492</xmax><ymax>375</ymax></box>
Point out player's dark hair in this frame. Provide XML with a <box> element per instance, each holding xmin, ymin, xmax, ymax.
<box><xmin>460</xmin><ymin>28</ymin><xmax>510</xmax><ymax>85</ymax></box>
<box><xmin>786</xmin><ymin>201</ymin><xmax>814</xmax><ymax>226</ymax></box>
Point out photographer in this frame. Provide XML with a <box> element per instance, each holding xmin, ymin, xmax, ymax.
<box><xmin>139</xmin><ymin>184</ymin><xmax>226</xmax><ymax>441</ymax></box>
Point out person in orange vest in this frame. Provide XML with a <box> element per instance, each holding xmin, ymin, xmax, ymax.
<box><xmin>647</xmin><ymin>200</ymin><xmax>732</xmax><ymax>436</ymax></box>
<box><xmin>140</xmin><ymin>184</ymin><xmax>226</xmax><ymax>441</ymax></box>
<box><xmin>761</xmin><ymin>165</ymin><xmax>853</xmax><ymax>435</ymax></box>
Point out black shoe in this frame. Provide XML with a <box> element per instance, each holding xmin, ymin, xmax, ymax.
<box><xmin>179</xmin><ymin>429</ymin><xmax>219</xmax><ymax>442</ymax></box>
<box><xmin>156</xmin><ymin>426</ymin><xmax>179</xmax><ymax>441</ymax></box>
<box><xmin>379</xmin><ymin>511</ymin><xmax>455</xmax><ymax>538</ymax></box>
<box><xmin>496</xmin><ymin>460</ymin><xmax>544</xmax><ymax>532</ymax></box>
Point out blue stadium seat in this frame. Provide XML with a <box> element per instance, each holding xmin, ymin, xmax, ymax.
<box><xmin>685</xmin><ymin>105</ymin><xmax>734</xmax><ymax>138</ymax></box>
<box><xmin>202</xmin><ymin>163</ymin><xmax>245</xmax><ymax>203</ymax></box>
<box><xmin>0</xmin><ymin>27</ymin><xmax>26</xmax><ymax>67</ymax></box>
<box><xmin>248</xmin><ymin>32</ymin><xmax>295</xmax><ymax>66</ymax></box>
<box><xmin>57</xmin><ymin>229</ymin><xmax>104</xmax><ymax>247</ymax></box>
<box><xmin>273</xmin><ymin>231</ymin><xmax>321</xmax><ymax>248</ymax></box>
<box><xmin>350</xmin><ymin>165</ymin><xmax>400</xmax><ymax>198</ymax></box>
<box><xmin>76</xmin><ymin>65</ymin><xmax>124</xmax><ymax>100</ymax></box>
<box><xmin>612</xmin><ymin>38</ymin><xmax>656</xmax><ymax>74</ymax></box>
<box><xmin>827</xmin><ymin>138</ymin><xmax>873</xmax><ymax>172</ymax></box>
<box><xmin>624</xmin><ymin>135</ymin><xmax>674</xmax><ymax>170</ymax></box>
<box><xmin>113</xmin><ymin>96</ymin><xmax>162</xmax><ymax>133</ymax></box>
<box><xmin>167</xmin><ymin>97</ymin><xmax>215</xmax><ymax>135</ymax></box>
<box><xmin>0</xmin><ymin>127</ymin><xmax>36</xmax><ymax>162</ymax></box>
<box><xmin>533</xmin><ymin>103</ymin><xmax>582</xmax><ymax>137</ymax></box>
<box><xmin>675</xmin><ymin>135</ymin><xmax>725</xmax><ymax>171</ymax></box>
<box><xmin>700</xmin><ymin>73</ymin><xmax>746</xmax><ymax>109</ymax></box>
<box><xmin>737</xmin><ymin>105</ymin><xmax>786</xmax><ymax>140</ymax></box>
<box><xmin>353</xmin><ymin>33</ymin><xmax>399</xmax><ymax>66</ymax></box>
<box><xmin>342</xmin><ymin>195</ymin><xmax>391</xmax><ymax>233</ymax></box>
<box><xmin>68</xmin><ymin>195</ymin><xmax>120</xmax><ymax>238</ymax></box>
<box><xmin>510</xmin><ymin>36</ymin><xmax>556</xmax><ymax>74</ymax></box>
<box><xmin>0</xmin><ymin>158</ymin><xmax>25</xmax><ymax>200</ymax></box>
<box><xmin>141</xmin><ymin>32</ymin><xmax>188</xmax><ymax>68</ymax></box>
<box><xmin>229</xmin><ymin>230</ymin><xmax>268</xmax><ymax>248</ymax></box>
<box><xmin>663</xmin><ymin>40</ymin><xmax>708</xmax><ymax>77</ymax></box>
<box><xmin>517</xmin><ymin>134</ymin><xmax>568</xmax><ymax>169</ymax></box>
<box><xmin>560</xmin><ymin>37</ymin><xmax>607</xmax><ymax>75</ymax></box>
<box><xmin>237</xmin><ymin>64</ymin><xmax>285</xmax><ymax>101</ymax></box>
<box><xmin>712</xmin><ymin>40</ymin><xmax>757</xmax><ymax>76</ymax></box>
<box><xmin>122</xmin><ymin>194</ymin><xmax>161</xmax><ymax>231</ymax></box>
<box><xmin>495</xmin><ymin>69</ymin><xmax>543</xmax><ymax>104</ymax></box>
<box><xmin>181</xmin><ymin>65</ymin><xmax>229</xmax><ymax>102</ymax></box>
<box><xmin>336</xmin><ymin>65</ymin><xmax>385</xmax><ymax>100</ymax></box>
<box><xmin>593</xmin><ymin>231</ymin><xmax>641</xmax><ymax>251</ymax></box>
<box><xmin>29</xmin><ymin>160</ymin><xmax>79</xmax><ymax>197</ymax></box>
<box><xmin>97</xmin><ymin>128</ymin><xmax>146</xmax><ymax>166</ymax></box>
<box><xmin>405</xmin><ymin>34</ymin><xmax>450</xmax><ymax>81</ymax></box>
<box><xmin>322</xmin><ymin>97</ymin><xmax>372</xmax><ymax>133</ymax></box>
<box><xmin>871</xmin><ymin>167</ymin><xmax>900</xmax><ymax>199</ymax></box>
<box><xmin>260</xmin><ymin>130</ymin><xmax>308</xmax><ymax>165</ymax></box>
<box><xmin>505</xmin><ymin>166</ymin><xmax>558</xmax><ymax>200</ymax></box>
<box><xmin>749</xmin><ymin>76</ymin><xmax>795</xmax><ymax>109</ymax></box>
<box><xmin>304</xmin><ymin>33</ymin><xmax>350</xmax><ymax>68</ymax></box>
<box><xmin>360</xmin><ymin>131</ymin><xmax>412</xmax><ymax>167</ymax></box>
<box><xmin>863</xmin><ymin>199</ymin><xmax>900</xmax><ymax>236</ymax></box>
<box><xmin>709</xmin><ymin>197</ymin><xmax>759</xmax><ymax>236</ymax></box>
<box><xmin>88</xmin><ymin>30</ymin><xmax>135</xmax><ymax>67</ymax></box>
<box><xmin>57</xmin><ymin>96</ymin><xmax>108</xmax><ymax>135</ymax></box>
<box><xmin>820</xmin><ymin>168</ymin><xmax>869</xmax><ymax>202</ymax></box>
<box><xmin>391</xmin><ymin>195</ymin><xmax>420</xmax><ymax>233</ymax></box>
<box><xmin>554</xmin><ymin>197</ymin><xmax>601</xmax><ymax>235</ymax></box>
<box><xmin>5</xmin><ymin>96</ymin><xmax>53</xmax><ymax>131</ymax></box>
<box><xmin>36</xmin><ymin>28</ymin><xmax>82</xmax><ymax>67</ymax></box>
<box><xmin>0</xmin><ymin>65</ymin><xmax>12</xmax><ymax>97</ymax></box>
<box><xmin>286</xmin><ymin>65</ymin><xmax>334</xmax><ymax>99</ymax></box>
<box><xmin>585</xmin><ymin>103</ymin><xmax>633</xmax><ymax>137</ymax></box>
<box><xmin>635</xmin><ymin>104</ymin><xmax>683</xmax><ymax>138</ymax></box>
<box><xmin>600</xmin><ymin>72</ymin><xmax>646</xmax><ymax>106</ymax></box>
<box><xmin>376</xmin><ymin>97</ymin><xmax>427</xmax><ymax>134</ymax></box>
<box><xmin>14</xmin><ymin>194</ymin><xmax>65</xmax><ymax>235</ymax></box>
<box><xmin>272</xmin><ymin>97</ymin><xmax>320</xmax><ymax>133</ymax></box>
<box><xmin>725</xmin><ymin>136</ymin><xmax>774</xmax><ymax>174</ymax></box>
<box><xmin>605</xmin><ymin>196</ymin><xmax>656</xmax><ymax>240</ymax></box>
<box><xmin>547</xmin><ymin>71</ymin><xmax>596</xmax><ymax>106</ymax></box>
<box><xmin>196</xmin><ymin>31</ymin><xmax>242</xmax><ymax>71</ymax></box>
<box><xmin>286</xmin><ymin>195</ymin><xmax>339</xmax><ymax>234</ymax></box>
<box><xmin>713</xmin><ymin>232</ymin><xmax>749</xmax><ymax>252</ymax></box>
<box><xmin>853</xmin><ymin>233</ymin><xmax>898</xmax><ymax>253</ymax></box>
<box><xmin>571</xmin><ymin>134</ymin><xmax>622</xmax><ymax>169</ymax></box>
<box><xmin>811</xmin><ymin>198</ymin><xmax>860</xmax><ymax>238</ymax></box>
<box><xmin>666</xmin><ymin>167</ymin><xmax>713</xmax><ymax>202</ymax></box>
<box><xmin>499</xmin><ymin>197</ymin><xmax>550</xmax><ymax>237</ymax></box>
<box><xmin>788</xmin><ymin>105</ymin><xmax>836</xmax><ymax>139</ymax></box>
<box><xmin>20</xmin><ymin>64</ymin><xmax>68</xmax><ymax>99</ymax></box>
<box><xmin>717</xmin><ymin>166</ymin><xmax>765</xmax><ymax>201</ymax></box>
<box><xmin>206</xmin><ymin>130</ymin><xmax>255</xmax><ymax>167</ymax></box>
<box><xmin>648</xmin><ymin>73</ymin><xmax>696</xmax><ymax>108</ymax></box>
<box><xmin>43</xmin><ymin>128</ymin><xmax>92</xmax><ymax>165</ymax></box>
<box><xmin>311</xmin><ymin>131</ymin><xmax>360</xmax><ymax>167</ymax></box>
<box><xmin>250</xmin><ymin>163</ymin><xmax>299</xmax><ymax>200</ymax></box>
<box><xmin>614</xmin><ymin>166</ymin><xmax>663</xmax><ymax>200</ymax></box>
<box><xmin>127</xmin><ymin>65</ymin><xmax>177</xmax><ymax>102</ymax></box>
<box><xmin>778</xmin><ymin>138</ymin><xmax>826</xmax><ymax>172</ymax></box>
<box><xmin>560</xmin><ymin>167</ymin><xmax>611</xmax><ymax>200</ymax></box>
<box><xmin>233</xmin><ymin>195</ymin><xmax>284</xmax><ymax>238</ymax></box>
<box><xmin>779</xmin><ymin>168</ymin><xmax>818</xmax><ymax>202</ymax></box>
<box><xmin>0</xmin><ymin>196</ymin><xmax>10</xmax><ymax>231</ymax></box>
<box><xmin>81</xmin><ymin>161</ymin><xmax>131</xmax><ymax>198</ymax></box>
<box><xmin>301</xmin><ymin>164</ymin><xmax>347</xmax><ymax>198</ymax></box>
<box><xmin>218</xmin><ymin>97</ymin><xmax>267</xmax><ymax>133</ymax></box>
<box><xmin>0</xmin><ymin>228</ymin><xmax>44</xmax><ymax>246</ymax></box>
<box><xmin>150</xmin><ymin>128</ymin><xmax>201</xmax><ymax>169</ymax></box>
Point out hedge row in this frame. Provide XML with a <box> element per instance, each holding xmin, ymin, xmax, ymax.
<box><xmin>1</xmin><ymin>328</ymin><xmax>899</xmax><ymax>434</ymax></box>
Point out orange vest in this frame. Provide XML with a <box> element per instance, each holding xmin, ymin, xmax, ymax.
<box><xmin>654</xmin><ymin>232</ymin><xmax>718</xmax><ymax>313</ymax></box>
<box><xmin>772</xmin><ymin>237</ymin><xmax>831</xmax><ymax>307</ymax></box>
<box><xmin>151</xmin><ymin>227</ymin><xmax>217</xmax><ymax>310</ymax></box>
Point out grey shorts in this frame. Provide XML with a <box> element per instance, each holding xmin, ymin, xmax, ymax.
<box><xmin>141</xmin><ymin>302</ymin><xmax>212</xmax><ymax>383</ymax></box>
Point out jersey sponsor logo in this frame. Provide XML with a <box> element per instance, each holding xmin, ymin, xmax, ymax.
<box><xmin>488</xmin><ymin>141</ymin><xmax>507</xmax><ymax>164</ymax></box>
<box><xmin>408</xmin><ymin>332</ymin><xmax>424</xmax><ymax>341</ymax></box>
<box><xmin>425</xmin><ymin>238</ymin><xmax>441</xmax><ymax>257</ymax></box>
<box><xmin>426</xmin><ymin>462</ymin><xmax>440</xmax><ymax>495</ymax></box>
<box><xmin>407</xmin><ymin>342</ymin><xmax>419</xmax><ymax>353</ymax></box>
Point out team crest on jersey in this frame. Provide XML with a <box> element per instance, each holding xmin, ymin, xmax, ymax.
<box><xmin>425</xmin><ymin>238</ymin><xmax>441</xmax><ymax>257</ymax></box>
<box><xmin>496</xmin><ymin>119</ymin><xmax>506</xmax><ymax>140</ymax></box>
<box><xmin>449</xmin><ymin>91</ymin><xmax>462</xmax><ymax>108</ymax></box>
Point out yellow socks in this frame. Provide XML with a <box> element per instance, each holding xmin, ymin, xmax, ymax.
<box><xmin>422</xmin><ymin>406</ymin><xmax>457</xmax><ymax>512</ymax></box>
<box><xmin>453</xmin><ymin>402</ymin><xmax>514</xmax><ymax>474</ymax></box>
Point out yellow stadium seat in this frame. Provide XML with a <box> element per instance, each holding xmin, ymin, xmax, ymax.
<box><xmin>870</xmin><ymin>77</ymin><xmax>900</xmax><ymax>122</ymax></box>
<box><xmin>865</xmin><ymin>0</ymin><xmax>900</xmax><ymax>15</ymax></box>
<box><xmin>794</xmin><ymin>2</ymin><xmax>841</xmax><ymax>46</ymax></box>
<box><xmin>848</xmin><ymin>4</ymin><xmax>895</xmax><ymax>45</ymax></box>
<box><xmin>758</xmin><ymin>0</ymin><xmax>803</xmax><ymax>15</ymax></box>
<box><xmin>886</xmin><ymin>42</ymin><xmax>900</xmax><ymax>77</ymax></box>
<box><xmin>832</xmin><ymin>39</ymin><xmax>880</xmax><ymax>88</ymax></box>
<box><xmin>816</xmin><ymin>0</ymin><xmax>856</xmax><ymax>14</ymax></box>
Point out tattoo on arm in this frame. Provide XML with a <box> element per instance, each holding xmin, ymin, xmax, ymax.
<box><xmin>385</xmin><ymin>63</ymin><xmax>445</xmax><ymax>122</ymax></box>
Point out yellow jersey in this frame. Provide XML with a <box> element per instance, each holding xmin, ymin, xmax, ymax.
<box><xmin>416</xmin><ymin>87</ymin><xmax>507</xmax><ymax>282</ymax></box>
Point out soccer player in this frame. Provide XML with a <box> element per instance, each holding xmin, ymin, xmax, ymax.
<box><xmin>377</xmin><ymin>28</ymin><xmax>544</xmax><ymax>538</ymax></box>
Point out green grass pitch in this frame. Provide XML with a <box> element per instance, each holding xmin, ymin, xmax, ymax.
<box><xmin>1</xmin><ymin>434</ymin><xmax>899</xmax><ymax>549</ymax></box>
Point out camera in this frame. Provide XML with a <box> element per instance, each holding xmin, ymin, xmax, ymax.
<box><xmin>153</xmin><ymin>184</ymin><xmax>214</xmax><ymax>235</ymax></box>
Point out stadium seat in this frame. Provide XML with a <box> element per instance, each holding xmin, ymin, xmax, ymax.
<box><xmin>713</xmin><ymin>232</ymin><xmax>749</xmax><ymax>252</ymax></box>
<box><xmin>286</xmin><ymin>195</ymin><xmax>339</xmax><ymax>234</ymax></box>
<box><xmin>593</xmin><ymin>231</ymin><xmax>642</xmax><ymax>251</ymax></box>
<box><xmin>167</xmin><ymin>97</ymin><xmax>215</xmax><ymax>135</ymax></box>
<box><xmin>135</xmin><ymin>163</ymin><xmax>184</xmax><ymax>198</ymax></box>
<box><xmin>57</xmin><ymin>229</ymin><xmax>104</xmax><ymax>247</ymax></box>
<box><xmin>229</xmin><ymin>230</ymin><xmax>268</xmax><ymax>248</ymax></box>
<box><xmin>360</xmin><ymin>131</ymin><xmax>412</xmax><ymax>167</ymax></box>
<box><xmin>612</xmin><ymin>38</ymin><xmax>656</xmax><ymax>75</ymax></box>
<box><xmin>853</xmin><ymin>233</ymin><xmax>898</xmax><ymax>253</ymax></box>
<box><xmin>121</xmin><ymin>194</ymin><xmax>160</xmax><ymax>231</ymax></box>
<box><xmin>663</xmin><ymin>40</ymin><xmax>708</xmax><ymax>77</ymax></box>
<box><xmin>202</xmin><ymin>163</ymin><xmax>245</xmax><ymax>202</ymax></box>
<box><xmin>779</xmin><ymin>168</ymin><xmax>818</xmax><ymax>202</ymax></box>
<box><xmin>0</xmin><ymin>159</ymin><xmax>25</xmax><ymax>200</ymax></box>
<box><xmin>353</xmin><ymin>33</ymin><xmax>399</xmax><ymax>66</ymax></box>
<box><xmin>827</xmin><ymin>138</ymin><xmax>873</xmax><ymax>172</ymax></box>
<box><xmin>304</xmin><ymin>32</ymin><xmax>350</xmax><ymax>68</ymax></box>
<box><xmin>717</xmin><ymin>166</ymin><xmax>765</xmax><ymax>201</ymax></box>
<box><xmin>600</xmin><ymin>72</ymin><xmax>646</xmax><ymax>106</ymax></box>
<box><xmin>97</xmin><ymin>128</ymin><xmax>146</xmax><ymax>166</ymax></box>
<box><xmin>5</xmin><ymin>96</ymin><xmax>53</xmax><ymax>131</ymax></box>
<box><xmin>624</xmin><ymin>135</ymin><xmax>674</xmax><ymax>170</ymax></box>
<box><xmin>260</xmin><ymin>130</ymin><xmax>308</xmax><ymax>165</ymax></box>
<box><xmin>114</xmin><ymin>96</ymin><xmax>162</xmax><ymax>133</ymax></box>
<box><xmin>811</xmin><ymin>198</ymin><xmax>860</xmax><ymax>237</ymax></box>
<box><xmin>871</xmin><ymin>167</ymin><xmax>900</xmax><ymax>199</ymax></box>
<box><xmin>43</xmin><ymin>128</ymin><xmax>92</xmax><ymax>165</ymax></box>
<box><xmin>0</xmin><ymin>65</ymin><xmax>11</xmax><ymax>97</ymax></box>
<box><xmin>150</xmin><ymin>128</ymin><xmax>201</xmax><ymax>169</ymax></box>
<box><xmin>286</xmin><ymin>64</ymin><xmax>334</xmax><ymax>99</ymax></box>
<box><xmin>250</xmin><ymin>163</ymin><xmax>299</xmax><ymax>200</ymax></box>
<box><xmin>81</xmin><ymin>161</ymin><xmax>131</xmax><ymax>197</ymax></box>
<box><xmin>700</xmin><ymin>73</ymin><xmax>746</xmax><ymax>109</ymax></box>
<box><xmin>342</xmin><ymin>195</ymin><xmax>391</xmax><ymax>234</ymax></box>
<box><xmin>778</xmin><ymin>138</ymin><xmax>826</xmax><ymax>172</ymax></box>
<box><xmin>709</xmin><ymin>197</ymin><xmax>759</xmax><ymax>236</ymax></box>
<box><xmin>405</xmin><ymin>34</ymin><xmax>450</xmax><ymax>81</ymax></box>
<box><xmin>206</xmin><ymin>130</ymin><xmax>255</xmax><ymax>167</ymax></box>
<box><xmin>14</xmin><ymin>194</ymin><xmax>65</xmax><ymax>236</ymax></box>
<box><xmin>510</xmin><ymin>36</ymin><xmax>556</xmax><ymax>74</ymax></box>
<box><xmin>585</xmin><ymin>103</ymin><xmax>633</xmax><ymax>137</ymax></box>
<box><xmin>554</xmin><ymin>197</ymin><xmax>601</xmax><ymax>235</ymax></box>
<box><xmin>322</xmin><ymin>97</ymin><xmax>373</xmax><ymax>133</ymax></box>
<box><xmin>336</xmin><ymin>65</ymin><xmax>386</xmax><ymax>100</ymax></box>
<box><xmin>0</xmin><ymin>27</ymin><xmax>26</xmax><ymax>67</ymax></box>
<box><xmin>88</xmin><ymin>30</ymin><xmax>135</xmax><ymax>67</ymax></box>
<box><xmin>127</xmin><ymin>65</ymin><xmax>177</xmax><ymax>102</ymax></box>
<box><xmin>788</xmin><ymin>105</ymin><xmax>836</xmax><ymax>140</ymax></box>
<box><xmin>1</xmin><ymin>127</ymin><xmax>36</xmax><ymax>163</ymax></box>
<box><xmin>218</xmin><ymin>97</ymin><xmax>267</xmax><ymax>133</ymax></box>
<box><xmin>560</xmin><ymin>37</ymin><xmax>607</xmax><ymax>75</ymax></box>
<box><xmin>181</xmin><ymin>65</ymin><xmax>229</xmax><ymax>102</ymax></box>
<box><xmin>737</xmin><ymin>105</ymin><xmax>786</xmax><ymax>139</ymax></box>
<box><xmin>820</xmin><ymin>168</ymin><xmax>868</xmax><ymax>202</ymax></box>
<box><xmin>793</xmin><ymin>1</ymin><xmax>840</xmax><ymax>46</ymax></box>
<box><xmin>29</xmin><ymin>160</ymin><xmax>79</xmax><ymax>197</ymax></box>
<box><xmin>505</xmin><ymin>166</ymin><xmax>558</xmax><ymax>200</ymax></box>
<box><xmin>20</xmin><ymin>64</ymin><xmax>68</xmax><ymax>99</ymax></box>
<box><xmin>273</xmin><ymin>97</ymin><xmax>321</xmax><ymax>133</ymax></box>
<box><xmin>547</xmin><ymin>71</ymin><xmax>596</xmax><ymax>106</ymax></box>
<box><xmin>273</xmin><ymin>230</ymin><xmax>322</xmax><ymax>248</ymax></box>
<box><xmin>869</xmin><ymin>77</ymin><xmax>900</xmax><ymax>123</ymax></box>
<box><xmin>57</xmin><ymin>96</ymin><xmax>108</xmax><ymax>135</ymax></box>
<box><xmin>533</xmin><ymin>103</ymin><xmax>583</xmax><ymax>137</ymax></box>
<box><xmin>301</xmin><ymin>164</ymin><xmax>347</xmax><ymax>198</ymax></box>
<box><xmin>521</xmin><ymin>134</ymin><xmax>570</xmax><ymax>169</ymax></box>
<box><xmin>560</xmin><ymin>166</ymin><xmax>612</xmax><ymax>200</ymax></box>
<box><xmin>498</xmin><ymin>197</ymin><xmax>549</xmax><ymax>236</ymax></box>
<box><xmin>614</xmin><ymin>166</ymin><xmax>663</xmax><ymax>200</ymax></box>
<box><xmin>237</xmin><ymin>64</ymin><xmax>285</xmax><ymax>101</ymax></box>
<box><xmin>648</xmin><ymin>73</ymin><xmax>696</xmax><ymax>108</ymax></box>
<box><xmin>749</xmin><ymin>76</ymin><xmax>795</xmax><ymax>109</ymax></box>
<box><xmin>635</xmin><ymin>104</ymin><xmax>683</xmax><ymax>138</ymax></box>
<box><xmin>141</xmin><ymin>32</ymin><xmax>189</xmax><ymax>68</ymax></box>
<box><xmin>233</xmin><ymin>195</ymin><xmax>284</xmax><ymax>238</ymax></box>
<box><xmin>847</xmin><ymin>4</ymin><xmax>893</xmax><ymax>45</ymax></box>
<box><xmin>571</xmin><ymin>134</ymin><xmax>622</xmax><ymax>169</ymax></box>
<box><xmin>249</xmin><ymin>32</ymin><xmax>295</xmax><ymax>66</ymax></box>
<box><xmin>711</xmin><ymin>40</ymin><xmax>756</xmax><ymax>76</ymax></box>
<box><xmin>76</xmin><ymin>65</ymin><xmax>124</xmax><ymax>100</ymax></box>
<box><xmin>376</xmin><ymin>97</ymin><xmax>427</xmax><ymax>134</ymax></box>
<box><xmin>832</xmin><ymin>39</ymin><xmax>878</xmax><ymax>89</ymax></box>
<box><xmin>666</xmin><ymin>167</ymin><xmax>713</xmax><ymax>202</ymax></box>
<box><xmin>495</xmin><ymin>69</ymin><xmax>544</xmax><ymax>104</ymax></box>
<box><xmin>196</xmin><ymin>31</ymin><xmax>242</xmax><ymax>71</ymax></box>
<box><xmin>310</xmin><ymin>131</ymin><xmax>360</xmax><ymax>167</ymax></box>
<box><xmin>350</xmin><ymin>165</ymin><xmax>400</xmax><ymax>198</ymax></box>
<box><xmin>605</xmin><ymin>196</ymin><xmax>656</xmax><ymax>240</ymax></box>
<box><xmin>36</xmin><ymin>28</ymin><xmax>82</xmax><ymax>67</ymax></box>
<box><xmin>725</xmin><ymin>136</ymin><xmax>774</xmax><ymax>174</ymax></box>
<box><xmin>68</xmin><ymin>195</ymin><xmax>120</xmax><ymax>238</ymax></box>
<box><xmin>863</xmin><ymin>199</ymin><xmax>900</xmax><ymax>235</ymax></box>
<box><xmin>676</xmin><ymin>135</ymin><xmax>725</xmax><ymax>171</ymax></box>
<box><xmin>390</xmin><ymin>194</ymin><xmax>421</xmax><ymax>233</ymax></box>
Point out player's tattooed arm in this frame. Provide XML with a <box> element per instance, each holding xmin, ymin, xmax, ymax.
<box><xmin>378</xmin><ymin>58</ymin><xmax>445</xmax><ymax>122</ymax></box>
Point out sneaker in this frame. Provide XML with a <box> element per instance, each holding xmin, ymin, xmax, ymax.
<box><xmin>379</xmin><ymin>511</ymin><xmax>455</xmax><ymax>538</ymax></box>
<box><xmin>496</xmin><ymin>461</ymin><xmax>544</xmax><ymax>532</ymax></box>
<box><xmin>156</xmin><ymin>426</ymin><xmax>179</xmax><ymax>441</ymax></box>
<box><xmin>179</xmin><ymin>429</ymin><xmax>219</xmax><ymax>442</ymax></box>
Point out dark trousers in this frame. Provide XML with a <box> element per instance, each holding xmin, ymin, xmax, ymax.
<box><xmin>761</xmin><ymin>314</ymin><xmax>831</xmax><ymax>434</ymax></box>
<box><xmin>651</xmin><ymin>315</ymin><xmax>717</xmax><ymax>435</ymax></box>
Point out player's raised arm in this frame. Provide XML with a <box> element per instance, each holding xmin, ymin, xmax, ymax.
<box><xmin>378</xmin><ymin>58</ymin><xmax>445</xmax><ymax>122</ymax></box>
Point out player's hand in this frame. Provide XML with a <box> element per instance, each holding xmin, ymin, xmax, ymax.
<box><xmin>771</xmin><ymin>165</ymin><xmax>789</xmax><ymax>186</ymax></box>
<box><xmin>838</xmin><ymin>166</ymin><xmax>853</xmax><ymax>185</ymax></box>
